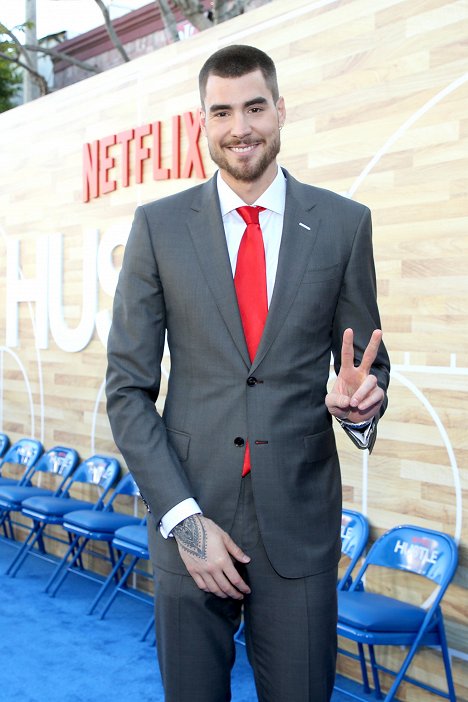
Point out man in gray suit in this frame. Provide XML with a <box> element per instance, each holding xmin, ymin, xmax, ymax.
<box><xmin>106</xmin><ymin>45</ymin><xmax>390</xmax><ymax>702</ymax></box>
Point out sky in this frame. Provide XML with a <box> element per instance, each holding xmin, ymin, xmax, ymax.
<box><xmin>1</xmin><ymin>0</ymin><xmax>150</xmax><ymax>39</ymax></box>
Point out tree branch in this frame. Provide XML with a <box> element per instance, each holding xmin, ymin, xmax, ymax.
<box><xmin>172</xmin><ymin>1</ymin><xmax>213</xmax><ymax>31</ymax></box>
<box><xmin>94</xmin><ymin>0</ymin><xmax>130</xmax><ymax>63</ymax></box>
<box><xmin>0</xmin><ymin>51</ymin><xmax>49</xmax><ymax>95</ymax></box>
<box><xmin>0</xmin><ymin>20</ymin><xmax>35</xmax><ymax>70</ymax></box>
<box><xmin>156</xmin><ymin>0</ymin><xmax>180</xmax><ymax>43</ymax></box>
<box><xmin>212</xmin><ymin>0</ymin><xmax>246</xmax><ymax>24</ymax></box>
<box><xmin>23</xmin><ymin>43</ymin><xmax>100</xmax><ymax>73</ymax></box>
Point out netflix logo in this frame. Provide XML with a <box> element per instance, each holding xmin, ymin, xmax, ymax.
<box><xmin>82</xmin><ymin>110</ymin><xmax>206</xmax><ymax>202</ymax></box>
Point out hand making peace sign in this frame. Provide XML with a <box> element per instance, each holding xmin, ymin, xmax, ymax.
<box><xmin>325</xmin><ymin>328</ymin><xmax>384</xmax><ymax>425</ymax></box>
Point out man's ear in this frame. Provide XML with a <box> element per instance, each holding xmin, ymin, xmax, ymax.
<box><xmin>199</xmin><ymin>107</ymin><xmax>206</xmax><ymax>135</ymax></box>
<box><xmin>276</xmin><ymin>96</ymin><xmax>286</xmax><ymax>128</ymax></box>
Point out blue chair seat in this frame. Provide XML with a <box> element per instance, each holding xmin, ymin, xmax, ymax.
<box><xmin>338</xmin><ymin>591</ymin><xmax>433</xmax><ymax>633</ymax></box>
<box><xmin>0</xmin><ymin>486</ymin><xmax>53</xmax><ymax>507</ymax></box>
<box><xmin>22</xmin><ymin>496</ymin><xmax>94</xmax><ymax>518</ymax></box>
<box><xmin>113</xmin><ymin>524</ymin><xmax>148</xmax><ymax>548</ymax></box>
<box><xmin>63</xmin><ymin>510</ymin><xmax>141</xmax><ymax>535</ymax></box>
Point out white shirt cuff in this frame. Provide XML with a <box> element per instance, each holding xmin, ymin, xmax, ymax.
<box><xmin>339</xmin><ymin>418</ymin><xmax>373</xmax><ymax>447</ymax></box>
<box><xmin>159</xmin><ymin>498</ymin><xmax>202</xmax><ymax>539</ymax></box>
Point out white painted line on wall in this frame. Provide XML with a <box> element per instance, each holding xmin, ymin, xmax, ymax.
<box><xmin>0</xmin><ymin>346</ymin><xmax>35</xmax><ymax>439</ymax></box>
<box><xmin>394</xmin><ymin>361</ymin><xmax>468</xmax><ymax>376</ymax></box>
<box><xmin>347</xmin><ymin>72</ymin><xmax>468</xmax><ymax>198</ymax></box>
<box><xmin>91</xmin><ymin>378</ymin><xmax>107</xmax><ymax>455</ymax></box>
<box><xmin>392</xmin><ymin>370</ymin><xmax>462</xmax><ymax>545</ymax></box>
<box><xmin>361</xmin><ymin>448</ymin><xmax>369</xmax><ymax>517</ymax></box>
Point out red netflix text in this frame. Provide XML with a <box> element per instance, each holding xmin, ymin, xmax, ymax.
<box><xmin>82</xmin><ymin>110</ymin><xmax>206</xmax><ymax>202</ymax></box>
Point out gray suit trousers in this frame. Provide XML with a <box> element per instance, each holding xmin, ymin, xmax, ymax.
<box><xmin>151</xmin><ymin>475</ymin><xmax>338</xmax><ymax>702</ymax></box>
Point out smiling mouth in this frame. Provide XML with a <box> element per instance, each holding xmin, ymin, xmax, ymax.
<box><xmin>226</xmin><ymin>143</ymin><xmax>259</xmax><ymax>153</ymax></box>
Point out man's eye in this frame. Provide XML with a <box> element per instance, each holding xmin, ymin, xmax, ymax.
<box><xmin>249</xmin><ymin>107</ymin><xmax>263</xmax><ymax>113</ymax></box>
<box><xmin>215</xmin><ymin>111</ymin><xmax>228</xmax><ymax>118</ymax></box>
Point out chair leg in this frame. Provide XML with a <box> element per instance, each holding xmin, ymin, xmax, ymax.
<box><xmin>438</xmin><ymin>617</ymin><xmax>457</xmax><ymax>702</ymax></box>
<box><xmin>383</xmin><ymin>631</ymin><xmax>426</xmax><ymax>702</ymax></box>
<box><xmin>357</xmin><ymin>643</ymin><xmax>371</xmax><ymax>694</ymax></box>
<box><xmin>368</xmin><ymin>645</ymin><xmax>383</xmax><ymax>699</ymax></box>
<box><xmin>0</xmin><ymin>510</ymin><xmax>14</xmax><ymax>539</ymax></box>
<box><xmin>44</xmin><ymin>534</ymin><xmax>81</xmax><ymax>594</ymax></box>
<box><xmin>6</xmin><ymin>523</ymin><xmax>44</xmax><ymax>576</ymax></box>
<box><xmin>36</xmin><ymin>531</ymin><xmax>47</xmax><ymax>553</ymax></box>
<box><xmin>99</xmin><ymin>555</ymin><xmax>139</xmax><ymax>620</ymax></box>
<box><xmin>87</xmin><ymin>551</ymin><xmax>127</xmax><ymax>615</ymax></box>
<box><xmin>48</xmin><ymin>537</ymin><xmax>88</xmax><ymax>597</ymax></box>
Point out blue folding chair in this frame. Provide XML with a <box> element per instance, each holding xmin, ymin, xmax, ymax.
<box><xmin>45</xmin><ymin>472</ymin><xmax>143</xmax><ymax>599</ymax></box>
<box><xmin>7</xmin><ymin>454</ymin><xmax>120</xmax><ymax>578</ymax></box>
<box><xmin>338</xmin><ymin>508</ymin><xmax>369</xmax><ymax>591</ymax></box>
<box><xmin>89</xmin><ymin>520</ymin><xmax>155</xmax><ymax>642</ymax></box>
<box><xmin>0</xmin><ymin>438</ymin><xmax>44</xmax><ymax>537</ymax></box>
<box><xmin>0</xmin><ymin>437</ymin><xmax>44</xmax><ymax>488</ymax></box>
<box><xmin>0</xmin><ymin>433</ymin><xmax>10</xmax><ymax>458</ymax></box>
<box><xmin>0</xmin><ymin>446</ymin><xmax>79</xmax><ymax>549</ymax></box>
<box><xmin>336</xmin><ymin>525</ymin><xmax>458</xmax><ymax>701</ymax></box>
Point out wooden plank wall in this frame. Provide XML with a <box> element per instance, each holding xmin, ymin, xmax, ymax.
<box><xmin>0</xmin><ymin>0</ymin><xmax>467</xmax><ymax>698</ymax></box>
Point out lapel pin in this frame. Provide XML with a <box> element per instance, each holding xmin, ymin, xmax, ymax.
<box><xmin>299</xmin><ymin>222</ymin><xmax>311</xmax><ymax>230</ymax></box>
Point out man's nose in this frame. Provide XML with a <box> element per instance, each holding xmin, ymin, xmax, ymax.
<box><xmin>230</xmin><ymin>111</ymin><xmax>252</xmax><ymax>139</ymax></box>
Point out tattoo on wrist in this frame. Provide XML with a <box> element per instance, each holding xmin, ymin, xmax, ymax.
<box><xmin>173</xmin><ymin>515</ymin><xmax>207</xmax><ymax>560</ymax></box>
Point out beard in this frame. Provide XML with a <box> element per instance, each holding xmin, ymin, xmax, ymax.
<box><xmin>208</xmin><ymin>132</ymin><xmax>281</xmax><ymax>183</ymax></box>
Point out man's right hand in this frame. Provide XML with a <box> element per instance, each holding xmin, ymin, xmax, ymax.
<box><xmin>173</xmin><ymin>514</ymin><xmax>251</xmax><ymax>599</ymax></box>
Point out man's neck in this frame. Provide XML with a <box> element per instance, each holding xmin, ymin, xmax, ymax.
<box><xmin>218</xmin><ymin>163</ymin><xmax>279</xmax><ymax>205</ymax></box>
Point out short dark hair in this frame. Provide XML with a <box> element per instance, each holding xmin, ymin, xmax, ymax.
<box><xmin>199</xmin><ymin>45</ymin><xmax>279</xmax><ymax>105</ymax></box>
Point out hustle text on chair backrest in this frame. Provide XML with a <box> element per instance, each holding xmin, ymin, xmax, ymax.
<box><xmin>350</xmin><ymin>524</ymin><xmax>457</xmax><ymax>591</ymax></box>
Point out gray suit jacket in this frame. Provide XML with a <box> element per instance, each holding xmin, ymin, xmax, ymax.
<box><xmin>106</xmin><ymin>169</ymin><xmax>390</xmax><ymax>578</ymax></box>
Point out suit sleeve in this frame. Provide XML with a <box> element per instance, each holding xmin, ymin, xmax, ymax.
<box><xmin>332</xmin><ymin>205</ymin><xmax>390</xmax><ymax>421</ymax></box>
<box><xmin>106</xmin><ymin>206</ymin><xmax>194</xmax><ymax>524</ymax></box>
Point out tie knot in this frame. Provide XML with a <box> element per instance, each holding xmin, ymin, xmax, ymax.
<box><xmin>236</xmin><ymin>206</ymin><xmax>265</xmax><ymax>226</ymax></box>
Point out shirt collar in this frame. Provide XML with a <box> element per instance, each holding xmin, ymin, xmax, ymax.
<box><xmin>216</xmin><ymin>166</ymin><xmax>286</xmax><ymax>217</ymax></box>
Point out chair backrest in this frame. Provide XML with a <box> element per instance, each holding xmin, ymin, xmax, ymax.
<box><xmin>0</xmin><ymin>438</ymin><xmax>44</xmax><ymax>483</ymax></box>
<box><xmin>64</xmin><ymin>454</ymin><xmax>120</xmax><ymax>508</ymax></box>
<box><xmin>363</xmin><ymin>525</ymin><xmax>457</xmax><ymax>585</ymax></box>
<box><xmin>350</xmin><ymin>525</ymin><xmax>458</xmax><ymax>603</ymax></box>
<box><xmin>109</xmin><ymin>471</ymin><xmax>140</xmax><ymax>499</ymax></box>
<box><xmin>32</xmin><ymin>446</ymin><xmax>80</xmax><ymax>489</ymax></box>
<box><xmin>0</xmin><ymin>433</ymin><xmax>10</xmax><ymax>458</ymax></box>
<box><xmin>338</xmin><ymin>508</ymin><xmax>369</xmax><ymax>590</ymax></box>
<box><xmin>104</xmin><ymin>472</ymin><xmax>141</xmax><ymax>511</ymax></box>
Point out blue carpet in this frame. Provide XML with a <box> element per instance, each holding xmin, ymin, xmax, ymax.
<box><xmin>0</xmin><ymin>536</ymin><xmax>361</xmax><ymax>701</ymax></box>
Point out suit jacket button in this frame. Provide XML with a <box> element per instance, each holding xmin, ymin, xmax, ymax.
<box><xmin>246</xmin><ymin>376</ymin><xmax>257</xmax><ymax>387</ymax></box>
<box><xmin>234</xmin><ymin>437</ymin><xmax>245</xmax><ymax>447</ymax></box>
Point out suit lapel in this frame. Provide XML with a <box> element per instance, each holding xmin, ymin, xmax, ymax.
<box><xmin>251</xmin><ymin>172</ymin><xmax>320</xmax><ymax>373</ymax></box>
<box><xmin>186</xmin><ymin>177</ymin><xmax>251</xmax><ymax>368</ymax></box>
<box><xmin>186</xmin><ymin>172</ymin><xmax>321</xmax><ymax>373</ymax></box>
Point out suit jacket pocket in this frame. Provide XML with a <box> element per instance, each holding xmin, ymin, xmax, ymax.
<box><xmin>167</xmin><ymin>428</ymin><xmax>190</xmax><ymax>462</ymax></box>
<box><xmin>304</xmin><ymin>428</ymin><xmax>337</xmax><ymax>462</ymax></box>
<box><xmin>301</xmin><ymin>264</ymin><xmax>339</xmax><ymax>284</ymax></box>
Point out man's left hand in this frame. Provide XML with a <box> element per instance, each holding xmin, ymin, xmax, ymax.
<box><xmin>326</xmin><ymin>328</ymin><xmax>384</xmax><ymax>424</ymax></box>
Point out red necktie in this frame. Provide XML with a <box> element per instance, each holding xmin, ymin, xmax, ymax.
<box><xmin>234</xmin><ymin>205</ymin><xmax>267</xmax><ymax>476</ymax></box>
